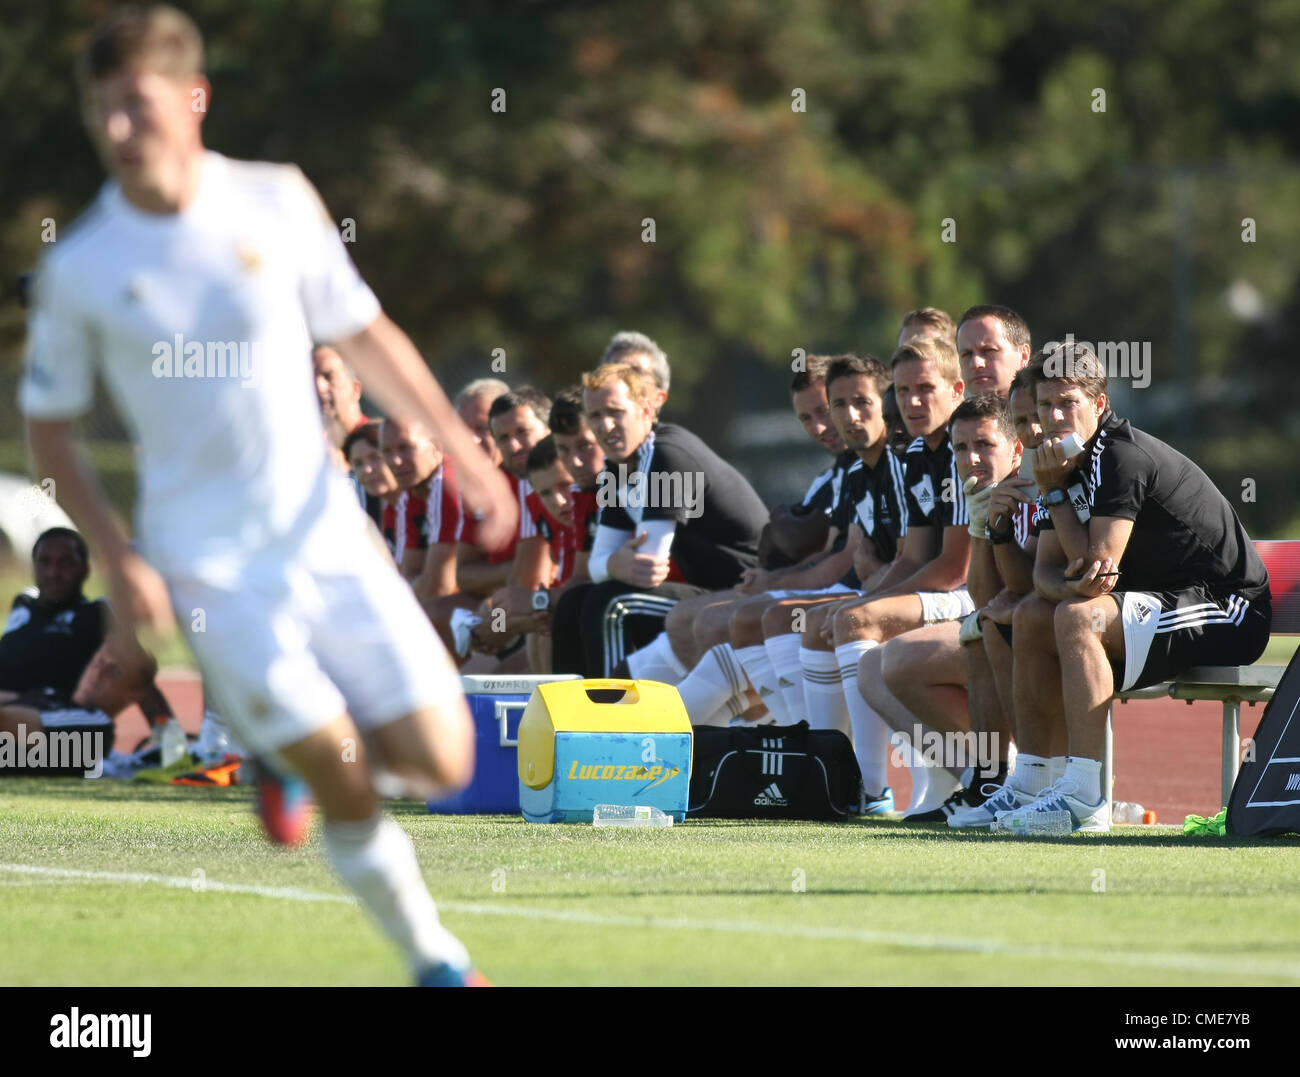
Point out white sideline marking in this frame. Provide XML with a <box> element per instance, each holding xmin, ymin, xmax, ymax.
<box><xmin>0</xmin><ymin>863</ymin><xmax>353</xmax><ymax>904</ymax></box>
<box><xmin>2</xmin><ymin>862</ymin><xmax>1297</xmax><ymax>981</ymax></box>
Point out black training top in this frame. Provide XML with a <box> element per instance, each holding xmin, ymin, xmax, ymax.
<box><xmin>0</xmin><ymin>591</ymin><xmax>109</xmax><ymax>698</ymax></box>
<box><xmin>595</xmin><ymin>423</ymin><xmax>769</xmax><ymax>588</ymax></box>
<box><xmin>833</xmin><ymin>449</ymin><xmax>909</xmax><ymax>587</ymax></box>
<box><xmin>792</xmin><ymin>454</ymin><xmax>848</xmax><ymax>518</ymax></box>
<box><xmin>902</xmin><ymin>433</ymin><xmax>969</xmax><ymax>531</ymax></box>
<box><xmin>1032</xmin><ymin>411</ymin><xmax>1270</xmax><ymax>602</ymax></box>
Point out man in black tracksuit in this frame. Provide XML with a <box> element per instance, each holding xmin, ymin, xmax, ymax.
<box><xmin>552</xmin><ymin>362</ymin><xmax>768</xmax><ymax>676</ymax></box>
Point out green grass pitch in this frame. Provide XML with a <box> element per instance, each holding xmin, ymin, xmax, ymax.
<box><xmin>3</xmin><ymin>779</ymin><xmax>1299</xmax><ymax>986</ymax></box>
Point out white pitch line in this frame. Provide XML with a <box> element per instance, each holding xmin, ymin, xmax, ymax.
<box><xmin>0</xmin><ymin>863</ymin><xmax>353</xmax><ymax>904</ymax></box>
<box><xmin>2</xmin><ymin>862</ymin><xmax>1296</xmax><ymax>981</ymax></box>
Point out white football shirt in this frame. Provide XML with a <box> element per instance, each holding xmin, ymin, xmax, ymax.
<box><xmin>19</xmin><ymin>152</ymin><xmax>381</xmax><ymax>579</ymax></box>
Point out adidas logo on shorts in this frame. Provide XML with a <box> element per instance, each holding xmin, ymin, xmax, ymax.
<box><xmin>753</xmin><ymin>782</ymin><xmax>787</xmax><ymax>807</ymax></box>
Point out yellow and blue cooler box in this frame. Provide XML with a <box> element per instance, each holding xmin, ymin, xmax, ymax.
<box><xmin>426</xmin><ymin>674</ymin><xmax>581</xmax><ymax>814</ymax></box>
<box><xmin>516</xmin><ymin>679</ymin><xmax>693</xmax><ymax>823</ymax></box>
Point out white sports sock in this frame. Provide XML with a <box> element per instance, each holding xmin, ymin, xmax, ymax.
<box><xmin>800</xmin><ymin>647</ymin><xmax>848</xmax><ymax>734</ymax></box>
<box><xmin>766</xmin><ymin>633</ymin><xmax>807</xmax><ymax>721</ymax></box>
<box><xmin>907</xmin><ymin>752</ymin><xmax>931</xmax><ymax>815</ymax></box>
<box><xmin>626</xmin><ymin>632</ymin><xmax>689</xmax><ymax>684</ymax></box>
<box><xmin>909</xmin><ymin>768</ymin><xmax>963</xmax><ymax>815</ymax></box>
<box><xmin>1064</xmin><ymin>756</ymin><xmax>1103</xmax><ymax>804</ymax></box>
<box><xmin>836</xmin><ymin>640</ymin><xmax>889</xmax><ymax>795</ymax></box>
<box><xmin>1009</xmin><ymin>753</ymin><xmax>1052</xmax><ymax>796</ymax></box>
<box><xmin>1050</xmin><ymin>755</ymin><xmax>1068</xmax><ymax>783</ymax></box>
<box><xmin>676</xmin><ymin>643</ymin><xmax>749</xmax><ymax>723</ymax></box>
<box><xmin>735</xmin><ymin>644</ymin><xmax>790</xmax><ymax>724</ymax></box>
<box><xmin>323</xmin><ymin>814</ymin><xmax>470</xmax><ymax>978</ymax></box>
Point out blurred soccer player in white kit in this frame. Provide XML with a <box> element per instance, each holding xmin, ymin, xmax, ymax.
<box><xmin>19</xmin><ymin>6</ymin><xmax>515</xmax><ymax>986</ymax></box>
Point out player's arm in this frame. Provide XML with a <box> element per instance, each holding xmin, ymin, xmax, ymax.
<box><xmin>992</xmin><ymin>531</ymin><xmax>1036</xmax><ymax>597</ymax></box>
<box><xmin>334</xmin><ymin>314</ymin><xmax>516</xmax><ymax>549</ymax></box>
<box><xmin>456</xmin><ymin>542</ymin><xmax>512</xmax><ymax>596</ymax></box>
<box><xmin>399</xmin><ymin>546</ymin><xmax>426</xmax><ymax>583</ymax></box>
<box><xmin>508</xmin><ymin>535</ymin><xmax>554</xmax><ymax>590</ymax></box>
<box><xmin>866</xmin><ymin>524</ymin><xmax>969</xmax><ymax>598</ymax></box>
<box><xmin>737</xmin><ymin>525</ymin><xmax>842</xmax><ymax>593</ymax></box>
<box><xmin>412</xmin><ymin>542</ymin><xmax>458</xmax><ymax>602</ymax></box>
<box><xmin>1032</xmin><ymin>528</ymin><xmax>1073</xmax><ymax>604</ymax></box>
<box><xmin>966</xmin><ymin>528</ymin><xmax>1002</xmax><ymax>609</ymax></box>
<box><xmin>862</xmin><ymin>524</ymin><xmax>934</xmax><ymax>594</ymax></box>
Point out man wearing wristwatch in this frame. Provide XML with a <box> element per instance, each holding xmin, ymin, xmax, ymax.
<box><xmin>994</xmin><ymin>342</ymin><xmax>1271</xmax><ymax>833</ymax></box>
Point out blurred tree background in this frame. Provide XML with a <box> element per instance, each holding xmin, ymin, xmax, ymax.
<box><xmin>2</xmin><ymin>0</ymin><xmax>1299</xmax><ymax>536</ymax></box>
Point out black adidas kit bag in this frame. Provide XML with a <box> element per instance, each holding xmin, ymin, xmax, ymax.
<box><xmin>687</xmin><ymin>721</ymin><xmax>863</xmax><ymax>820</ymax></box>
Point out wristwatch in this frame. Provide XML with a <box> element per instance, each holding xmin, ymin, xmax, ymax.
<box><xmin>1043</xmin><ymin>488</ymin><xmax>1069</xmax><ymax>508</ymax></box>
<box><xmin>988</xmin><ymin>528</ymin><xmax>1016</xmax><ymax>545</ymax></box>
<box><xmin>531</xmin><ymin>589</ymin><xmax>551</xmax><ymax>612</ymax></box>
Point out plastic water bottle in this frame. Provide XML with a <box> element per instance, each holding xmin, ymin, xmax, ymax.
<box><xmin>1112</xmin><ymin>801</ymin><xmax>1146</xmax><ymax>825</ymax></box>
<box><xmin>592</xmin><ymin>804</ymin><xmax>674</xmax><ymax>828</ymax></box>
<box><xmin>993</xmin><ymin>809</ymin><xmax>1073</xmax><ymax>836</ymax></box>
<box><xmin>157</xmin><ymin>718</ymin><xmax>187</xmax><ymax>768</ymax></box>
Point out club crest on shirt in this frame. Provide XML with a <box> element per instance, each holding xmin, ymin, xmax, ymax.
<box><xmin>236</xmin><ymin>243</ymin><xmax>263</xmax><ymax>272</ymax></box>
<box><xmin>910</xmin><ymin>476</ymin><xmax>935</xmax><ymax>517</ymax></box>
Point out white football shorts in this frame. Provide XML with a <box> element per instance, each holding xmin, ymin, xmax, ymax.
<box><xmin>166</xmin><ymin>490</ymin><xmax>460</xmax><ymax>758</ymax></box>
<box><xmin>918</xmin><ymin>587</ymin><xmax>976</xmax><ymax>625</ymax></box>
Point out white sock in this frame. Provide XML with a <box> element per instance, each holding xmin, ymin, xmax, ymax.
<box><xmin>907</xmin><ymin>752</ymin><xmax>931</xmax><ymax>815</ymax></box>
<box><xmin>1009</xmin><ymin>753</ymin><xmax>1052</xmax><ymax>796</ymax></box>
<box><xmin>676</xmin><ymin>643</ymin><xmax>749</xmax><ymax>723</ymax></box>
<box><xmin>800</xmin><ymin>647</ymin><xmax>848</xmax><ymax>734</ymax></box>
<box><xmin>908</xmin><ymin>767</ymin><xmax>963</xmax><ymax>815</ymax></box>
<box><xmin>1064</xmin><ymin>756</ymin><xmax>1103</xmax><ymax>804</ymax></box>
<box><xmin>626</xmin><ymin>632</ymin><xmax>688</xmax><ymax>684</ymax></box>
<box><xmin>735</xmin><ymin>644</ymin><xmax>790</xmax><ymax>724</ymax></box>
<box><xmin>766</xmin><ymin>633</ymin><xmax>807</xmax><ymax>721</ymax></box>
<box><xmin>837</xmin><ymin>640</ymin><xmax>889</xmax><ymax>795</ymax></box>
<box><xmin>323</xmin><ymin>814</ymin><xmax>470</xmax><ymax>978</ymax></box>
<box><xmin>1050</xmin><ymin>755</ymin><xmax>1068</xmax><ymax>783</ymax></box>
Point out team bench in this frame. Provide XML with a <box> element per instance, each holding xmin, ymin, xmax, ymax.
<box><xmin>1103</xmin><ymin>539</ymin><xmax>1300</xmax><ymax>812</ymax></box>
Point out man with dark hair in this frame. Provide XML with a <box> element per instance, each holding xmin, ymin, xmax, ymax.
<box><xmin>994</xmin><ymin>343</ymin><xmax>1271</xmax><ymax>833</ymax></box>
<box><xmin>955</xmin><ymin>304</ymin><xmax>1032</xmax><ymax>399</ymax></box>
<box><xmin>758</xmin><ymin>357</ymin><xmax>849</xmax><ymax>569</ymax></box>
<box><xmin>456</xmin><ymin>387</ymin><xmax>551</xmax><ymax>598</ymax></box>
<box><xmin>551</xmin><ymin>363</ymin><xmax>767</xmax><ymax>677</ymax></box>
<box><xmin>861</xmin><ymin>395</ymin><xmax>1026</xmax><ymax>817</ymax></box>
<box><xmin>343</xmin><ymin>422</ymin><xmax>402</xmax><ymax>554</ymax></box>
<box><xmin>0</xmin><ymin>529</ymin><xmax>173</xmax><ymax>774</ymax></box>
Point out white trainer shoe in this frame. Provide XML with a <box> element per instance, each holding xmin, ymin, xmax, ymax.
<box><xmin>947</xmin><ymin>781</ymin><xmax>1037</xmax><ymax>829</ymax></box>
<box><xmin>993</xmin><ymin>778</ymin><xmax>1111</xmax><ymax>834</ymax></box>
